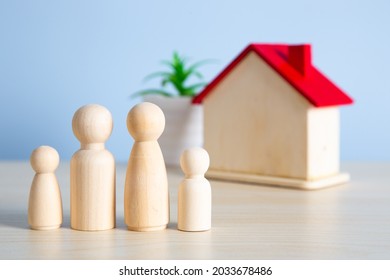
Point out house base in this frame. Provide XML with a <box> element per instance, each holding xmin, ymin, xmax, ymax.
<box><xmin>206</xmin><ymin>170</ymin><xmax>350</xmax><ymax>190</ymax></box>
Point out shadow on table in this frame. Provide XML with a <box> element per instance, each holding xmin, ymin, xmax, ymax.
<box><xmin>0</xmin><ymin>209</ymin><xmax>72</xmax><ymax>230</ymax></box>
<box><xmin>0</xmin><ymin>210</ymin><xmax>29</xmax><ymax>229</ymax></box>
<box><xmin>113</xmin><ymin>219</ymin><xmax>178</xmax><ymax>232</ymax></box>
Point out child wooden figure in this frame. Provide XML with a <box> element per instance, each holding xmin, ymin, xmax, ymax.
<box><xmin>70</xmin><ymin>104</ymin><xmax>116</xmax><ymax>231</ymax></box>
<box><xmin>178</xmin><ymin>147</ymin><xmax>211</xmax><ymax>232</ymax></box>
<box><xmin>28</xmin><ymin>146</ymin><xmax>63</xmax><ymax>230</ymax></box>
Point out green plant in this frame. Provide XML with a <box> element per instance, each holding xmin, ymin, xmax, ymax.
<box><xmin>132</xmin><ymin>52</ymin><xmax>214</xmax><ymax>98</ymax></box>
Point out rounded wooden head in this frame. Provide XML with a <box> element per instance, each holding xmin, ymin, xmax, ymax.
<box><xmin>30</xmin><ymin>146</ymin><xmax>60</xmax><ymax>173</ymax></box>
<box><xmin>127</xmin><ymin>102</ymin><xmax>165</xmax><ymax>141</ymax></box>
<box><xmin>180</xmin><ymin>147</ymin><xmax>210</xmax><ymax>177</ymax></box>
<box><xmin>72</xmin><ymin>104</ymin><xmax>113</xmax><ymax>144</ymax></box>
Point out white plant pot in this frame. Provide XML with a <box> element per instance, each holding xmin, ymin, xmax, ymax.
<box><xmin>143</xmin><ymin>95</ymin><xmax>203</xmax><ymax>166</ymax></box>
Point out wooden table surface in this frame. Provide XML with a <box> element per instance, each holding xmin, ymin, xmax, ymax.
<box><xmin>0</xmin><ymin>161</ymin><xmax>389</xmax><ymax>260</ymax></box>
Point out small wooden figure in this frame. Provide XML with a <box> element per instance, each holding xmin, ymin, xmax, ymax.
<box><xmin>178</xmin><ymin>147</ymin><xmax>211</xmax><ymax>232</ymax></box>
<box><xmin>28</xmin><ymin>146</ymin><xmax>62</xmax><ymax>230</ymax></box>
<box><xmin>70</xmin><ymin>104</ymin><xmax>115</xmax><ymax>231</ymax></box>
<box><xmin>124</xmin><ymin>102</ymin><xmax>169</xmax><ymax>231</ymax></box>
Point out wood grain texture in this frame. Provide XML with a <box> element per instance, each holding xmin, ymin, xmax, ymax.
<box><xmin>124</xmin><ymin>142</ymin><xmax>169</xmax><ymax>231</ymax></box>
<box><xmin>203</xmin><ymin>52</ymin><xmax>342</xmax><ymax>186</ymax></box>
<box><xmin>307</xmin><ymin>107</ymin><xmax>340</xmax><ymax>179</ymax></box>
<box><xmin>207</xmin><ymin>169</ymin><xmax>350</xmax><ymax>190</ymax></box>
<box><xmin>28</xmin><ymin>146</ymin><xmax>62</xmax><ymax>230</ymax></box>
<box><xmin>70</xmin><ymin>104</ymin><xmax>116</xmax><ymax>231</ymax></box>
<box><xmin>0</xmin><ymin>161</ymin><xmax>389</xmax><ymax>259</ymax></box>
<box><xmin>124</xmin><ymin>102</ymin><xmax>169</xmax><ymax>231</ymax></box>
<box><xmin>70</xmin><ymin>150</ymin><xmax>116</xmax><ymax>230</ymax></box>
<box><xmin>204</xmin><ymin>52</ymin><xmax>309</xmax><ymax>179</ymax></box>
<box><xmin>178</xmin><ymin>148</ymin><xmax>211</xmax><ymax>231</ymax></box>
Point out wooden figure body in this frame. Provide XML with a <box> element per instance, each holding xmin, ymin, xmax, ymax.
<box><xmin>28</xmin><ymin>146</ymin><xmax>62</xmax><ymax>230</ymax></box>
<box><xmin>124</xmin><ymin>102</ymin><xmax>169</xmax><ymax>231</ymax></box>
<box><xmin>70</xmin><ymin>104</ymin><xmax>115</xmax><ymax>231</ymax></box>
<box><xmin>178</xmin><ymin>147</ymin><xmax>211</xmax><ymax>232</ymax></box>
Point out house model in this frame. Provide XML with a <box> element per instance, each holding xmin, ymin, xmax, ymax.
<box><xmin>193</xmin><ymin>43</ymin><xmax>353</xmax><ymax>190</ymax></box>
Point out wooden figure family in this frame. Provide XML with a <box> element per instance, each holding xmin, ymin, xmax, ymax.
<box><xmin>28</xmin><ymin>102</ymin><xmax>212</xmax><ymax>233</ymax></box>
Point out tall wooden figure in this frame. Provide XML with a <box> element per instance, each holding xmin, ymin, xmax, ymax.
<box><xmin>125</xmin><ymin>102</ymin><xmax>169</xmax><ymax>231</ymax></box>
<box><xmin>178</xmin><ymin>147</ymin><xmax>211</xmax><ymax>232</ymax></box>
<box><xmin>28</xmin><ymin>146</ymin><xmax>63</xmax><ymax>230</ymax></box>
<box><xmin>71</xmin><ymin>104</ymin><xmax>115</xmax><ymax>231</ymax></box>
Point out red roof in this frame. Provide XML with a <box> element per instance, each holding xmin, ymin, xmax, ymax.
<box><xmin>193</xmin><ymin>44</ymin><xmax>353</xmax><ymax>107</ymax></box>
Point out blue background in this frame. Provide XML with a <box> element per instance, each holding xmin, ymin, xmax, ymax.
<box><xmin>0</xmin><ymin>0</ymin><xmax>389</xmax><ymax>162</ymax></box>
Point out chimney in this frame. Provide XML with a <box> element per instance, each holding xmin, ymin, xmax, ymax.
<box><xmin>288</xmin><ymin>44</ymin><xmax>312</xmax><ymax>76</ymax></box>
